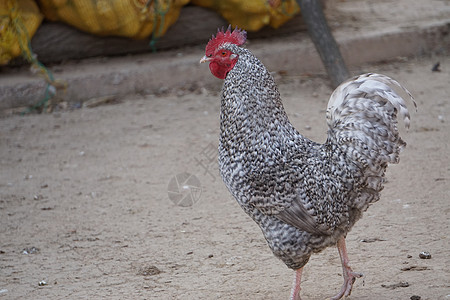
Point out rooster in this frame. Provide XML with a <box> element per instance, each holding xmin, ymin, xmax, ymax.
<box><xmin>200</xmin><ymin>27</ymin><xmax>415</xmax><ymax>300</ymax></box>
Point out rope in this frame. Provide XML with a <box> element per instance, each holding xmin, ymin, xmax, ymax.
<box><xmin>2</xmin><ymin>0</ymin><xmax>61</xmax><ymax>113</ymax></box>
<box><xmin>146</xmin><ymin>0</ymin><xmax>171</xmax><ymax>53</ymax></box>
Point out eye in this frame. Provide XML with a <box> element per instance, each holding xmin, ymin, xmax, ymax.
<box><xmin>221</xmin><ymin>51</ymin><xmax>227</xmax><ymax>57</ymax></box>
<box><xmin>207</xmin><ymin>54</ymin><xmax>212</xmax><ymax>57</ymax></box>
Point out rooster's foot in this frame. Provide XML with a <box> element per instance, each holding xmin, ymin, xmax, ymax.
<box><xmin>330</xmin><ymin>268</ymin><xmax>363</xmax><ymax>300</ymax></box>
<box><xmin>330</xmin><ymin>237</ymin><xmax>364</xmax><ymax>299</ymax></box>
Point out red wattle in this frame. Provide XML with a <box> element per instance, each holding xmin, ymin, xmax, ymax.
<box><xmin>209</xmin><ymin>61</ymin><xmax>230</xmax><ymax>80</ymax></box>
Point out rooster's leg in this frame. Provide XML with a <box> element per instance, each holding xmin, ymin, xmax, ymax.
<box><xmin>331</xmin><ymin>236</ymin><xmax>363</xmax><ymax>300</ymax></box>
<box><xmin>289</xmin><ymin>267</ymin><xmax>303</xmax><ymax>300</ymax></box>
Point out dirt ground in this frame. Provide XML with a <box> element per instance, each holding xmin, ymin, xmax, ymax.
<box><xmin>1</xmin><ymin>50</ymin><xmax>449</xmax><ymax>300</ymax></box>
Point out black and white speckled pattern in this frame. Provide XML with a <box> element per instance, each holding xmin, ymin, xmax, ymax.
<box><xmin>217</xmin><ymin>44</ymin><xmax>414</xmax><ymax>270</ymax></box>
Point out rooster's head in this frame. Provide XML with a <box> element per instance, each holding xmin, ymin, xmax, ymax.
<box><xmin>200</xmin><ymin>26</ymin><xmax>247</xmax><ymax>79</ymax></box>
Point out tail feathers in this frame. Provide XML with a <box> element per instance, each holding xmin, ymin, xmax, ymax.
<box><xmin>326</xmin><ymin>73</ymin><xmax>416</xmax><ymax>171</ymax></box>
<box><xmin>350</xmin><ymin>73</ymin><xmax>416</xmax><ymax>129</ymax></box>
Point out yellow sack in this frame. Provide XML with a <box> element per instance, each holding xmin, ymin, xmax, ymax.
<box><xmin>39</xmin><ymin>0</ymin><xmax>189</xmax><ymax>39</ymax></box>
<box><xmin>191</xmin><ymin>0</ymin><xmax>300</xmax><ymax>32</ymax></box>
<box><xmin>0</xmin><ymin>0</ymin><xmax>43</xmax><ymax>65</ymax></box>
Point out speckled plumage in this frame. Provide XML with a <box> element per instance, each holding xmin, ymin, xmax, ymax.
<box><xmin>216</xmin><ymin>43</ymin><xmax>415</xmax><ymax>271</ymax></box>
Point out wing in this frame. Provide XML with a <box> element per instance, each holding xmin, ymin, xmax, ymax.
<box><xmin>249</xmin><ymin>193</ymin><xmax>331</xmax><ymax>236</ymax></box>
<box><xmin>247</xmin><ymin>151</ymin><xmax>353</xmax><ymax>236</ymax></box>
<box><xmin>275</xmin><ymin>197</ymin><xmax>334</xmax><ymax>236</ymax></box>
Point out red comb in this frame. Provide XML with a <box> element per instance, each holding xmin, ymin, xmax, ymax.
<box><xmin>205</xmin><ymin>25</ymin><xmax>247</xmax><ymax>55</ymax></box>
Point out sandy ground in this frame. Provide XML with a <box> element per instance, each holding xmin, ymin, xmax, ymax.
<box><xmin>0</xmin><ymin>51</ymin><xmax>449</xmax><ymax>300</ymax></box>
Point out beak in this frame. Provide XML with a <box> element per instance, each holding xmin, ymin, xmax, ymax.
<box><xmin>200</xmin><ymin>55</ymin><xmax>212</xmax><ymax>64</ymax></box>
